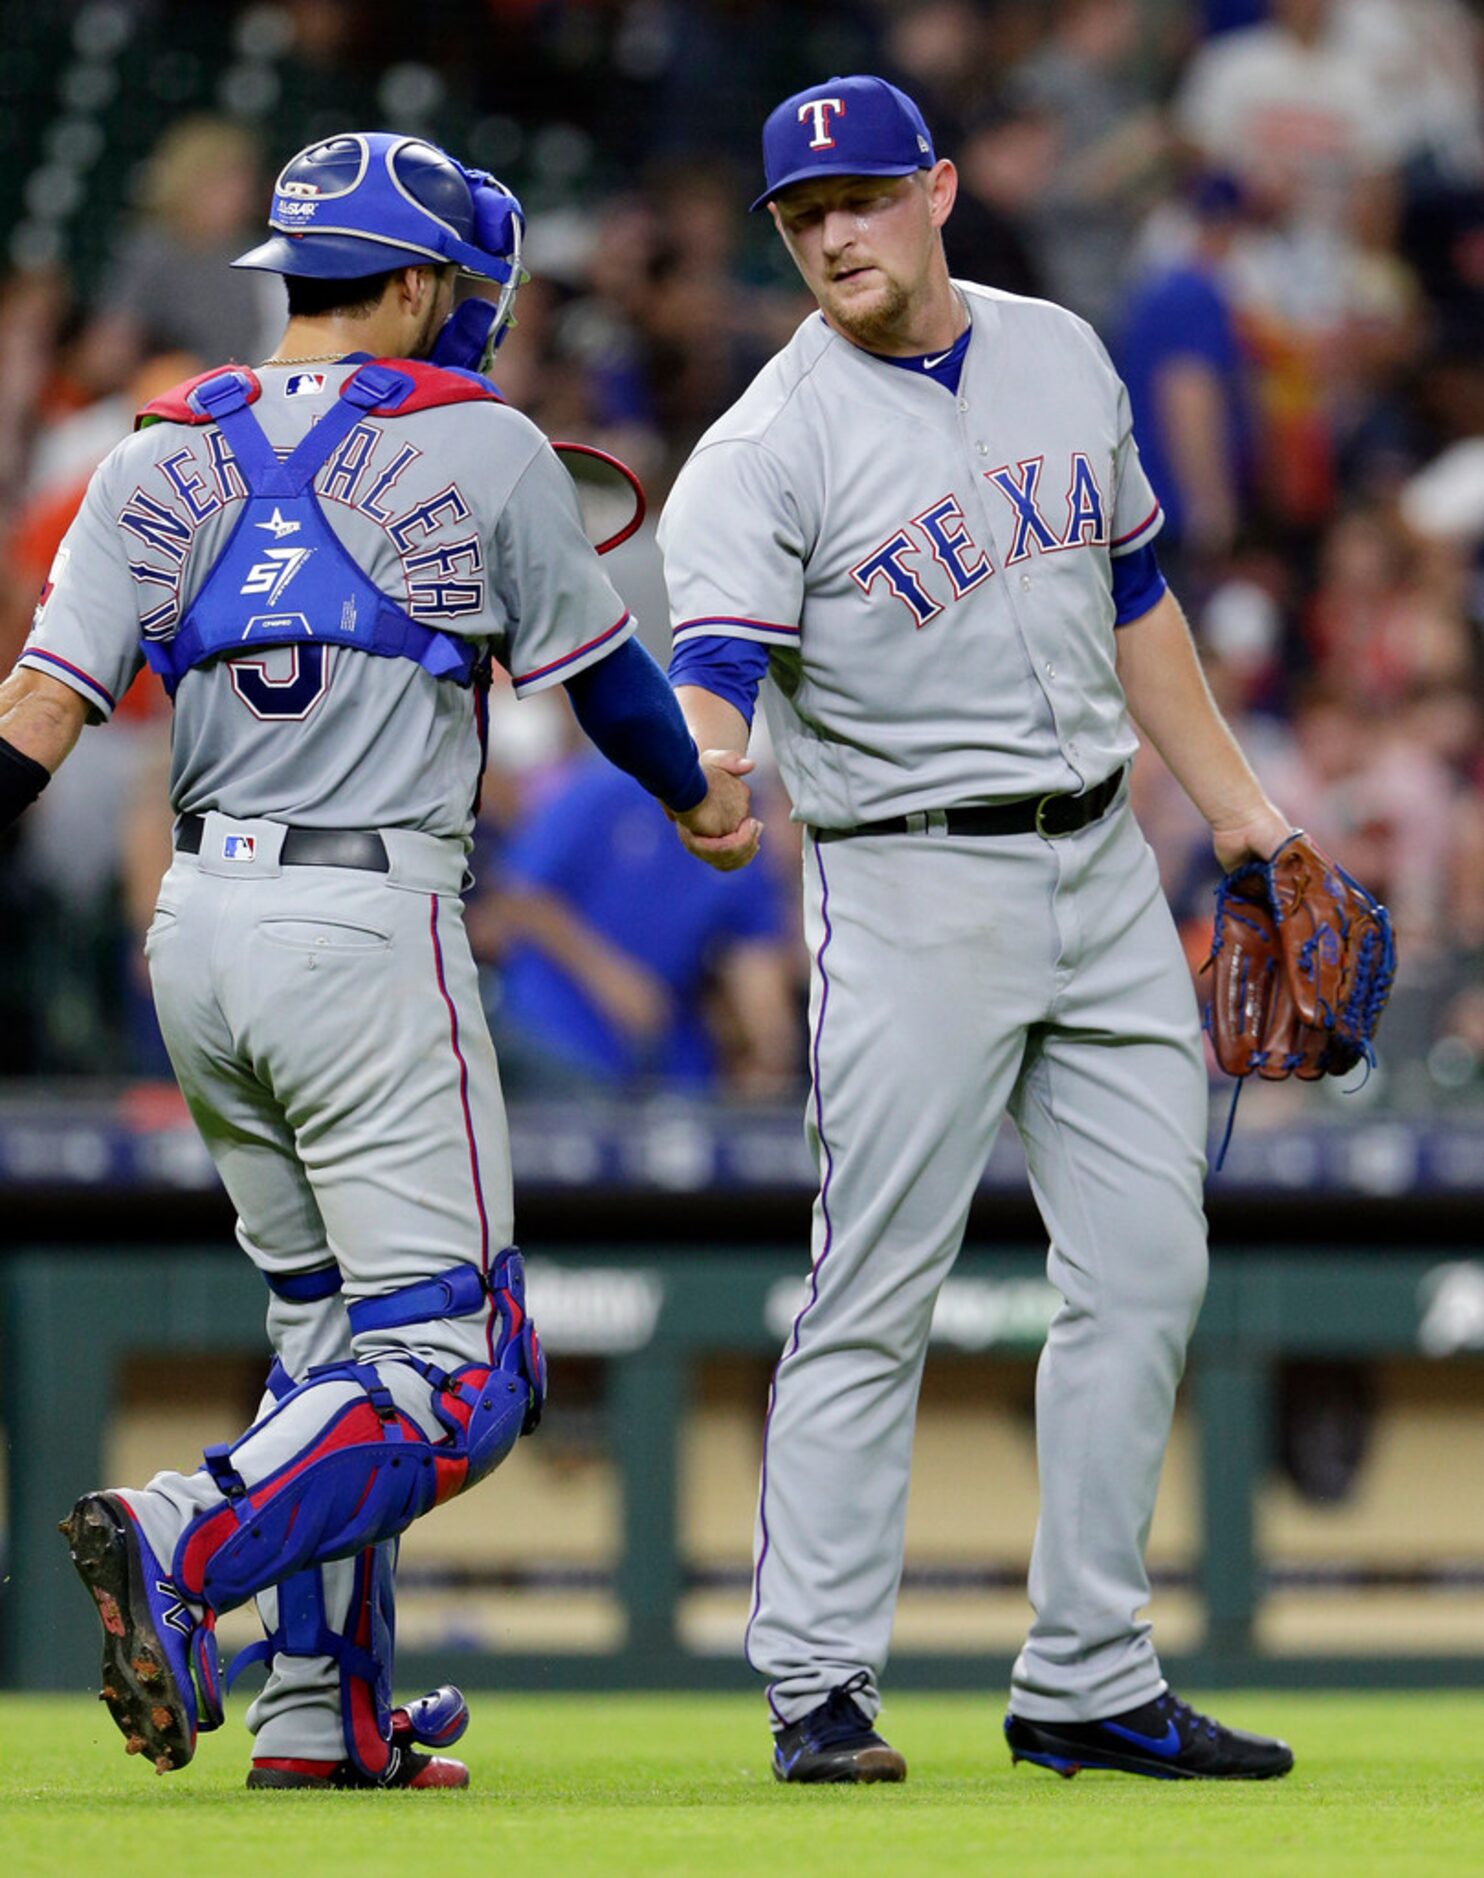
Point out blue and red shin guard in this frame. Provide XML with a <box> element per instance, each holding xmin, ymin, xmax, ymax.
<box><xmin>184</xmin><ymin>1249</ymin><xmax>542</xmax><ymax>1777</ymax></box>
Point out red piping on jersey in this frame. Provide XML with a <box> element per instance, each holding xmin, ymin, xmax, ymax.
<box><xmin>1111</xmin><ymin>502</ymin><xmax>1162</xmax><ymax>549</ymax></box>
<box><xmin>512</xmin><ymin>609</ymin><xmax>631</xmax><ymax>688</ymax></box>
<box><xmin>20</xmin><ymin>648</ymin><xmax>117</xmax><ymax>709</ymax></box>
<box><xmin>672</xmin><ymin>615</ymin><xmax>801</xmax><ymax>638</ymax></box>
<box><xmin>135</xmin><ymin>359</ymin><xmax>503</xmax><ymax>429</ymax></box>
<box><xmin>429</xmin><ymin>895</ymin><xmax>493</xmax><ymax>1362</ymax></box>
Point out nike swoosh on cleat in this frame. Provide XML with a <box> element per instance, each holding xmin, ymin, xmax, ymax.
<box><xmin>1101</xmin><ymin>1719</ymin><xmax>1184</xmax><ymax>1757</ymax></box>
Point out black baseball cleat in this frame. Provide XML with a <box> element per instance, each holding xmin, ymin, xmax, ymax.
<box><xmin>1005</xmin><ymin>1689</ymin><xmax>1294</xmax><ymax>1781</ymax></box>
<box><xmin>772</xmin><ymin>1672</ymin><xmax>907</xmax><ymax>1784</ymax></box>
<box><xmin>58</xmin><ymin>1490</ymin><xmax>222</xmax><ymax>1775</ymax></box>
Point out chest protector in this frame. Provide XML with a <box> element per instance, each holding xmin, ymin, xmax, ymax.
<box><xmin>136</xmin><ymin>361</ymin><xmax>498</xmax><ymax>696</ymax></box>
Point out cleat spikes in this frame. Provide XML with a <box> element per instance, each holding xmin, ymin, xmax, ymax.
<box><xmin>61</xmin><ymin>1490</ymin><xmax>203</xmax><ymax>1776</ymax></box>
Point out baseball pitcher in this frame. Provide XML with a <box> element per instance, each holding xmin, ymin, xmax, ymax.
<box><xmin>659</xmin><ymin>75</ymin><xmax>1317</xmax><ymax>1785</ymax></box>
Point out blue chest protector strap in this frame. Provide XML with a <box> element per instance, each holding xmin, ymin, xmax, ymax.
<box><xmin>141</xmin><ymin>364</ymin><xmax>478</xmax><ymax>696</ymax></box>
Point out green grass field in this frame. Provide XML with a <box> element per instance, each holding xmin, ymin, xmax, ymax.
<box><xmin>4</xmin><ymin>1692</ymin><xmax>1481</xmax><ymax>1876</ymax></box>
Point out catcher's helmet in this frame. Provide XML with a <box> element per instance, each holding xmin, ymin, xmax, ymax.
<box><xmin>234</xmin><ymin>132</ymin><xmax>526</xmax><ymax>338</ymax></box>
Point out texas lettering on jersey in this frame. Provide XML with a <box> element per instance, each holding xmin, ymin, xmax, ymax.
<box><xmin>850</xmin><ymin>451</ymin><xmax>1108</xmax><ymax>629</ymax></box>
<box><xmin>116</xmin><ymin>424</ymin><xmax>485</xmax><ymax>647</ymax></box>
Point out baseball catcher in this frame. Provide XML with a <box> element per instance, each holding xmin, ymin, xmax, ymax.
<box><xmin>1</xmin><ymin>127</ymin><xmax>754</xmax><ymax>1791</ymax></box>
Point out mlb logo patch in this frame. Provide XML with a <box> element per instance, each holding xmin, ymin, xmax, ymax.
<box><xmin>285</xmin><ymin>372</ymin><xmax>326</xmax><ymax>398</ymax></box>
<box><xmin>222</xmin><ymin>834</ymin><xmax>257</xmax><ymax>863</ymax></box>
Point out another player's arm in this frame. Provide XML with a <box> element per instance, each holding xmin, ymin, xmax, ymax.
<box><xmin>0</xmin><ymin>667</ymin><xmax>90</xmax><ymax>831</ymax></box>
<box><xmin>659</xmin><ymin>437</ymin><xmax>806</xmax><ymax>873</ymax></box>
<box><xmin>714</xmin><ymin>939</ymin><xmax>798</xmax><ymax>1093</ymax></box>
<box><xmin>1153</xmin><ymin>361</ymin><xmax>1238</xmax><ymax>561</ymax></box>
<box><xmin>669</xmin><ymin>685</ymin><xmax>763</xmax><ymax>872</ymax></box>
<box><xmin>1115</xmin><ymin>586</ymin><xmax>1290</xmax><ymax>871</ymax></box>
<box><xmin>484</xmin><ymin>882</ymin><xmax>672</xmax><ymax>1040</ymax></box>
<box><xmin>674</xmin><ymin>686</ymin><xmax>751</xmax><ymax>757</ymax></box>
<box><xmin>561</xmin><ymin>643</ymin><xmax>759</xmax><ymax>846</ymax></box>
<box><xmin>671</xmin><ymin>683</ymin><xmax>763</xmax><ymax>870</ymax></box>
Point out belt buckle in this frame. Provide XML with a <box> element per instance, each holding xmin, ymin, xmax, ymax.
<box><xmin>1034</xmin><ymin>793</ymin><xmax>1070</xmax><ymax>840</ymax></box>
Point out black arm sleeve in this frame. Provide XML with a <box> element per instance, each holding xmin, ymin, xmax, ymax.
<box><xmin>0</xmin><ymin>736</ymin><xmax>50</xmax><ymax>833</ymax></box>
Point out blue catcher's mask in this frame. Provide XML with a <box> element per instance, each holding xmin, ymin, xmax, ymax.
<box><xmin>234</xmin><ymin>132</ymin><xmax>528</xmax><ymax>356</ymax></box>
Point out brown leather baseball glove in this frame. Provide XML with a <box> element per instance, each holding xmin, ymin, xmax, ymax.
<box><xmin>1204</xmin><ymin>830</ymin><xmax>1396</xmax><ymax>1084</ymax></box>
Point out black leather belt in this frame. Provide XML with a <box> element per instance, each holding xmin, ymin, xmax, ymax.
<box><xmin>813</xmin><ymin>766</ymin><xmax>1125</xmax><ymax>844</ymax></box>
<box><xmin>176</xmin><ymin>814</ymin><xmax>390</xmax><ymax>872</ymax></box>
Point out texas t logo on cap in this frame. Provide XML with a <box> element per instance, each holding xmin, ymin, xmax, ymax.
<box><xmin>798</xmin><ymin>98</ymin><xmax>845</xmax><ymax>149</ymax></box>
<box><xmin>753</xmin><ymin>74</ymin><xmax>936</xmax><ymax>211</ymax></box>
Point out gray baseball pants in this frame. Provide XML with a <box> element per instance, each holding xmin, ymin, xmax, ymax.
<box><xmin>131</xmin><ymin>812</ymin><xmax>510</xmax><ymax>1762</ymax></box>
<box><xmin>746</xmin><ymin>790</ymin><xmax>1209</xmax><ymax>1727</ymax></box>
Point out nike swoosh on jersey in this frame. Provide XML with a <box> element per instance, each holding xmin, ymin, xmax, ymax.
<box><xmin>921</xmin><ymin>352</ymin><xmax>951</xmax><ymax>369</ymax></box>
<box><xmin>1101</xmin><ymin>1719</ymin><xmax>1183</xmax><ymax>1757</ymax></box>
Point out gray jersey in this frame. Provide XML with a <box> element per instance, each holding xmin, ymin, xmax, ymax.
<box><xmin>21</xmin><ymin>369</ymin><xmax>634</xmax><ymax>840</ymax></box>
<box><xmin>658</xmin><ymin>282</ymin><xmax>1163</xmax><ymax>828</ymax></box>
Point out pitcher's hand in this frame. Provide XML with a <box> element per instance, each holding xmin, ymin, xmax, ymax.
<box><xmin>673</xmin><ymin>750</ymin><xmax>763</xmax><ymax>871</ymax></box>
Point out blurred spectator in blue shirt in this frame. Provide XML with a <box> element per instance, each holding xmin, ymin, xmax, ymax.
<box><xmin>1118</xmin><ymin>171</ymin><xmax>1254</xmax><ymax>571</ymax></box>
<box><xmin>479</xmin><ymin>756</ymin><xmax>799</xmax><ymax>1094</ymax></box>
<box><xmin>1202</xmin><ymin>0</ymin><xmax>1268</xmax><ymax>36</ymax></box>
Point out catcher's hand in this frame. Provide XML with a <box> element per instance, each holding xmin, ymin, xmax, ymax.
<box><xmin>1204</xmin><ymin>830</ymin><xmax>1396</xmax><ymax>1083</ymax></box>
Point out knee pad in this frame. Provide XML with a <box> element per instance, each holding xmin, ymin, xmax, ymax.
<box><xmin>348</xmin><ymin>1245</ymin><xmax>546</xmax><ymax>1436</ymax></box>
<box><xmin>172</xmin><ymin>1251</ymin><xmax>544</xmax><ymax>1612</ymax></box>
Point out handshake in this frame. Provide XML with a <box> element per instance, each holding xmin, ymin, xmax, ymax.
<box><xmin>670</xmin><ymin>749</ymin><xmax>763</xmax><ymax>873</ymax></box>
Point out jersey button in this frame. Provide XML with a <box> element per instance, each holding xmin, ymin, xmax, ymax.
<box><xmin>1044</xmin><ymin>661</ymin><xmax>1056</xmax><ymax>678</ymax></box>
<box><xmin>1021</xmin><ymin>574</ymin><xmax>1032</xmax><ymax>591</ymax></box>
<box><xmin>976</xmin><ymin>441</ymin><xmax>989</xmax><ymax>455</ymax></box>
<box><xmin>957</xmin><ymin>397</ymin><xmax>970</xmax><ymax>413</ymax></box>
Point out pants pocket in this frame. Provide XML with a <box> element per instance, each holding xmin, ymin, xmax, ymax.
<box><xmin>143</xmin><ymin>907</ymin><xmax>179</xmax><ymax>958</ymax></box>
<box><xmin>258</xmin><ymin>918</ymin><xmax>392</xmax><ymax>953</ymax></box>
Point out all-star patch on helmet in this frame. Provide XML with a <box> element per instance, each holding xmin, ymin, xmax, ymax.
<box><xmin>234</xmin><ymin>131</ymin><xmax>527</xmax><ymax>346</ymax></box>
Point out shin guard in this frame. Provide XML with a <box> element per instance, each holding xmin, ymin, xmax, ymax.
<box><xmin>237</xmin><ymin>1361</ymin><xmax>402</xmax><ymax>1781</ymax></box>
<box><xmin>232</xmin><ymin>1542</ymin><xmax>400</xmax><ymax>1781</ymax></box>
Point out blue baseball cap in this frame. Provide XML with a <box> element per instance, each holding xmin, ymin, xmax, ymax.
<box><xmin>751</xmin><ymin>75</ymin><xmax>936</xmax><ymax>213</ymax></box>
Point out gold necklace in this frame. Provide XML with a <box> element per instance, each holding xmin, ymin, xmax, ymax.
<box><xmin>255</xmin><ymin>353</ymin><xmax>347</xmax><ymax>367</ymax></box>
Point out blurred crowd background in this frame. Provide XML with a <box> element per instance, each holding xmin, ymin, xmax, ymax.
<box><xmin>1</xmin><ymin>0</ymin><xmax>1482</xmax><ymax>1119</ymax></box>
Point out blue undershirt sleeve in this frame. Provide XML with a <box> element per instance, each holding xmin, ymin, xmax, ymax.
<box><xmin>666</xmin><ymin>635</ymin><xmax>770</xmax><ymax>728</ymax></box>
<box><xmin>1111</xmin><ymin>541</ymin><xmax>1168</xmax><ymax>626</ymax></box>
<box><xmin>564</xmin><ymin>635</ymin><xmax>707</xmax><ymax>813</ymax></box>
